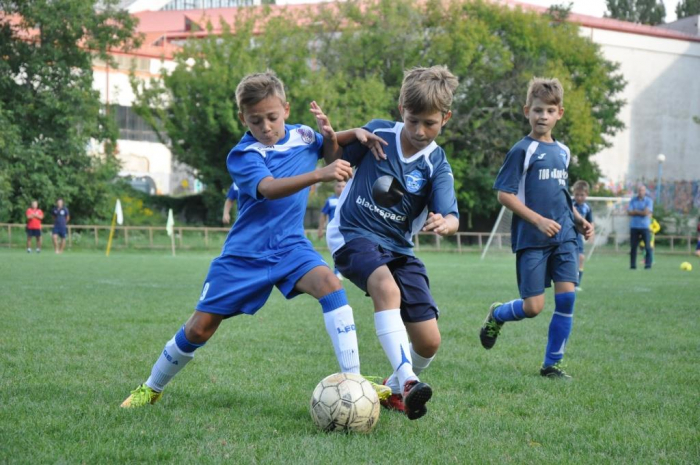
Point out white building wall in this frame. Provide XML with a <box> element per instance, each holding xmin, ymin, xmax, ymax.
<box><xmin>583</xmin><ymin>28</ymin><xmax>700</xmax><ymax>184</ymax></box>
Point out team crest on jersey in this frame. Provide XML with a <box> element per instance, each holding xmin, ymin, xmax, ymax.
<box><xmin>405</xmin><ymin>170</ymin><xmax>425</xmax><ymax>193</ymax></box>
<box><xmin>298</xmin><ymin>127</ymin><xmax>315</xmax><ymax>144</ymax></box>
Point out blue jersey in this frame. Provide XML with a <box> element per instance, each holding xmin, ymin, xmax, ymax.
<box><xmin>321</xmin><ymin>195</ymin><xmax>339</xmax><ymax>222</ymax></box>
<box><xmin>328</xmin><ymin>119</ymin><xmax>458</xmax><ymax>256</ymax></box>
<box><xmin>493</xmin><ymin>136</ymin><xmax>576</xmax><ymax>252</ymax></box>
<box><xmin>226</xmin><ymin>183</ymin><xmax>239</xmax><ymax>201</ymax></box>
<box><xmin>574</xmin><ymin>202</ymin><xmax>593</xmax><ymax>232</ymax></box>
<box><xmin>628</xmin><ymin>195</ymin><xmax>653</xmax><ymax>229</ymax></box>
<box><xmin>223</xmin><ymin>124</ymin><xmax>323</xmax><ymax>258</ymax></box>
<box><xmin>52</xmin><ymin>207</ymin><xmax>69</xmax><ymax>229</ymax></box>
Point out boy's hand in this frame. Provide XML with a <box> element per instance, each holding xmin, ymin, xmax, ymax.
<box><xmin>318</xmin><ymin>159</ymin><xmax>353</xmax><ymax>182</ymax></box>
<box><xmin>423</xmin><ymin>212</ymin><xmax>449</xmax><ymax>236</ymax></box>
<box><xmin>310</xmin><ymin>101</ymin><xmax>336</xmax><ymax>142</ymax></box>
<box><xmin>355</xmin><ymin>129</ymin><xmax>388</xmax><ymax>161</ymax></box>
<box><xmin>577</xmin><ymin>218</ymin><xmax>594</xmax><ymax>240</ymax></box>
<box><xmin>536</xmin><ymin>217</ymin><xmax>561</xmax><ymax>237</ymax></box>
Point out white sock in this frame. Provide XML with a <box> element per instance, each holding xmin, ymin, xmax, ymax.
<box><xmin>323</xmin><ymin>305</ymin><xmax>360</xmax><ymax>374</ymax></box>
<box><xmin>385</xmin><ymin>344</ymin><xmax>434</xmax><ymax>393</ymax></box>
<box><xmin>375</xmin><ymin>309</ymin><xmax>416</xmax><ymax>389</ymax></box>
<box><xmin>145</xmin><ymin>336</ymin><xmax>194</xmax><ymax>392</ymax></box>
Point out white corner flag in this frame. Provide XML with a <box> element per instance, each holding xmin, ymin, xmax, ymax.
<box><xmin>166</xmin><ymin>208</ymin><xmax>174</xmax><ymax>236</ymax></box>
<box><xmin>115</xmin><ymin>199</ymin><xmax>123</xmax><ymax>225</ymax></box>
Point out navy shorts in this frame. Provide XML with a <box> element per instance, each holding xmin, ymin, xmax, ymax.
<box><xmin>576</xmin><ymin>235</ymin><xmax>585</xmax><ymax>254</ymax></box>
<box><xmin>333</xmin><ymin>237</ymin><xmax>438</xmax><ymax>323</ymax></box>
<box><xmin>26</xmin><ymin>228</ymin><xmax>41</xmax><ymax>238</ymax></box>
<box><xmin>516</xmin><ymin>241</ymin><xmax>579</xmax><ymax>299</ymax></box>
<box><xmin>52</xmin><ymin>227</ymin><xmax>66</xmax><ymax>239</ymax></box>
<box><xmin>196</xmin><ymin>242</ymin><xmax>328</xmax><ymax>318</ymax></box>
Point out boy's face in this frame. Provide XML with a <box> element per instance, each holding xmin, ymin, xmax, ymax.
<box><xmin>524</xmin><ymin>97</ymin><xmax>563</xmax><ymax>141</ymax></box>
<box><xmin>399</xmin><ymin>106</ymin><xmax>452</xmax><ymax>154</ymax></box>
<box><xmin>334</xmin><ymin>181</ymin><xmax>346</xmax><ymax>196</ymax></box>
<box><xmin>574</xmin><ymin>191</ymin><xmax>587</xmax><ymax>205</ymax></box>
<box><xmin>238</xmin><ymin>96</ymin><xmax>290</xmax><ymax>146</ymax></box>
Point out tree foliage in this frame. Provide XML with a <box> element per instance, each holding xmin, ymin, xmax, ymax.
<box><xmin>0</xmin><ymin>0</ymin><xmax>138</xmax><ymax>223</ymax></box>
<box><xmin>675</xmin><ymin>0</ymin><xmax>700</xmax><ymax>18</ymax></box>
<box><xmin>605</xmin><ymin>0</ymin><xmax>666</xmax><ymax>25</ymax></box>
<box><xmin>134</xmin><ymin>0</ymin><xmax>625</xmax><ymax>228</ymax></box>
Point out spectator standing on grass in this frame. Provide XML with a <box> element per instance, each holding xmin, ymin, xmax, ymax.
<box><xmin>51</xmin><ymin>198</ymin><xmax>70</xmax><ymax>254</ymax></box>
<box><xmin>26</xmin><ymin>200</ymin><xmax>44</xmax><ymax>253</ymax></box>
<box><xmin>627</xmin><ymin>185</ymin><xmax>653</xmax><ymax>269</ymax></box>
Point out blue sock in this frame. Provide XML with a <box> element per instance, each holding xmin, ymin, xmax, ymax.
<box><xmin>493</xmin><ymin>299</ymin><xmax>526</xmax><ymax>323</ymax></box>
<box><xmin>544</xmin><ymin>292</ymin><xmax>575</xmax><ymax>367</ymax></box>
<box><xmin>174</xmin><ymin>325</ymin><xmax>205</xmax><ymax>353</ymax></box>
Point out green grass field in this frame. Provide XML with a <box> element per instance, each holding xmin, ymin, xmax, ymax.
<box><xmin>1</xmin><ymin>249</ymin><xmax>698</xmax><ymax>463</ymax></box>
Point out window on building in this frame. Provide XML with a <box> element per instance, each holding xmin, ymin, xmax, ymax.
<box><xmin>110</xmin><ymin>105</ymin><xmax>163</xmax><ymax>143</ymax></box>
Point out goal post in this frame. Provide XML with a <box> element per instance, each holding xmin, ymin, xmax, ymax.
<box><xmin>480</xmin><ymin>196</ymin><xmax>629</xmax><ymax>261</ymax></box>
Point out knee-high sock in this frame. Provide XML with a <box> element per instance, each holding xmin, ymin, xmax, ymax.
<box><xmin>375</xmin><ymin>309</ymin><xmax>416</xmax><ymax>389</ymax></box>
<box><xmin>386</xmin><ymin>344</ymin><xmax>434</xmax><ymax>394</ymax></box>
<box><xmin>320</xmin><ymin>289</ymin><xmax>360</xmax><ymax>374</ymax></box>
<box><xmin>145</xmin><ymin>326</ymin><xmax>204</xmax><ymax>392</ymax></box>
<box><xmin>493</xmin><ymin>299</ymin><xmax>527</xmax><ymax>323</ymax></box>
<box><xmin>544</xmin><ymin>292</ymin><xmax>575</xmax><ymax>367</ymax></box>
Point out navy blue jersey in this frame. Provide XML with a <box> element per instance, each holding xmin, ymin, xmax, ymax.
<box><xmin>321</xmin><ymin>195</ymin><xmax>339</xmax><ymax>222</ymax></box>
<box><xmin>328</xmin><ymin>119</ymin><xmax>458</xmax><ymax>256</ymax></box>
<box><xmin>226</xmin><ymin>183</ymin><xmax>239</xmax><ymax>201</ymax></box>
<box><xmin>223</xmin><ymin>124</ymin><xmax>323</xmax><ymax>257</ymax></box>
<box><xmin>574</xmin><ymin>202</ymin><xmax>593</xmax><ymax>224</ymax></box>
<box><xmin>52</xmin><ymin>207</ymin><xmax>69</xmax><ymax>228</ymax></box>
<box><xmin>493</xmin><ymin>136</ymin><xmax>576</xmax><ymax>252</ymax></box>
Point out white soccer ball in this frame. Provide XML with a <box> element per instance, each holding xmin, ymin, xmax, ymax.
<box><xmin>310</xmin><ymin>373</ymin><xmax>380</xmax><ymax>433</ymax></box>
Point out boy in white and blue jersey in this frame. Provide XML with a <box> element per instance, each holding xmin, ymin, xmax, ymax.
<box><xmin>221</xmin><ymin>182</ymin><xmax>238</xmax><ymax>224</ymax></box>
<box><xmin>479</xmin><ymin>78</ymin><xmax>593</xmax><ymax>379</ymax></box>
<box><xmin>572</xmin><ymin>180</ymin><xmax>594</xmax><ymax>290</ymax></box>
<box><xmin>121</xmin><ymin>72</ymin><xmax>389</xmax><ymax>408</ymax></box>
<box><xmin>328</xmin><ymin>66</ymin><xmax>460</xmax><ymax>420</ymax></box>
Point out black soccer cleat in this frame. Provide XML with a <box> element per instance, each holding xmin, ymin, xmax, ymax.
<box><xmin>479</xmin><ymin>302</ymin><xmax>504</xmax><ymax>350</ymax></box>
<box><xmin>540</xmin><ymin>361</ymin><xmax>572</xmax><ymax>380</ymax></box>
<box><xmin>402</xmin><ymin>380</ymin><xmax>432</xmax><ymax>420</ymax></box>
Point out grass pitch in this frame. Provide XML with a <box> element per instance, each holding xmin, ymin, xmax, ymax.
<box><xmin>1</xmin><ymin>249</ymin><xmax>698</xmax><ymax>463</ymax></box>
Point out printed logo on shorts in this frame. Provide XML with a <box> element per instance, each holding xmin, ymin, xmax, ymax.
<box><xmin>298</xmin><ymin>127</ymin><xmax>315</xmax><ymax>144</ymax></box>
<box><xmin>405</xmin><ymin>170</ymin><xmax>425</xmax><ymax>193</ymax></box>
<box><xmin>199</xmin><ymin>282</ymin><xmax>210</xmax><ymax>301</ymax></box>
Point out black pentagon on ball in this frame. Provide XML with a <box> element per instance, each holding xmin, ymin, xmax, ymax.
<box><xmin>371</xmin><ymin>175</ymin><xmax>406</xmax><ymax>208</ymax></box>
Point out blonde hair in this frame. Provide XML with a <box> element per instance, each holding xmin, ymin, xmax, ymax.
<box><xmin>235</xmin><ymin>71</ymin><xmax>286</xmax><ymax>111</ymax></box>
<box><xmin>572</xmin><ymin>180</ymin><xmax>589</xmax><ymax>194</ymax></box>
<box><xmin>399</xmin><ymin>65</ymin><xmax>459</xmax><ymax>115</ymax></box>
<box><xmin>526</xmin><ymin>77</ymin><xmax>564</xmax><ymax>107</ymax></box>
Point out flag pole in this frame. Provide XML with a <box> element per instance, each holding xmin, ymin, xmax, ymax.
<box><xmin>166</xmin><ymin>208</ymin><xmax>176</xmax><ymax>257</ymax></box>
<box><xmin>106</xmin><ymin>211</ymin><xmax>117</xmax><ymax>257</ymax></box>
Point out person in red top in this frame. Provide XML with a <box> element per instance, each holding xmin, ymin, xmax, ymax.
<box><xmin>26</xmin><ymin>200</ymin><xmax>44</xmax><ymax>253</ymax></box>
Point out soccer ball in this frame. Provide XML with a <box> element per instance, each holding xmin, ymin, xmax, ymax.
<box><xmin>680</xmin><ymin>261</ymin><xmax>693</xmax><ymax>271</ymax></box>
<box><xmin>310</xmin><ymin>373</ymin><xmax>380</xmax><ymax>433</ymax></box>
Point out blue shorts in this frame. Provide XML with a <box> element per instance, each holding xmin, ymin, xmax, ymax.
<box><xmin>576</xmin><ymin>235</ymin><xmax>585</xmax><ymax>254</ymax></box>
<box><xmin>516</xmin><ymin>241</ymin><xmax>579</xmax><ymax>299</ymax></box>
<box><xmin>26</xmin><ymin>228</ymin><xmax>41</xmax><ymax>237</ymax></box>
<box><xmin>52</xmin><ymin>227</ymin><xmax>66</xmax><ymax>239</ymax></box>
<box><xmin>333</xmin><ymin>237</ymin><xmax>438</xmax><ymax>323</ymax></box>
<box><xmin>196</xmin><ymin>243</ymin><xmax>328</xmax><ymax>318</ymax></box>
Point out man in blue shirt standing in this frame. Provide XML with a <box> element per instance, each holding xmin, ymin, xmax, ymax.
<box><xmin>51</xmin><ymin>198</ymin><xmax>70</xmax><ymax>254</ymax></box>
<box><xmin>628</xmin><ymin>185</ymin><xmax>654</xmax><ymax>269</ymax></box>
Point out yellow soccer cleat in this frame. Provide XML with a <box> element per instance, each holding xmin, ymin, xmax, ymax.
<box><xmin>363</xmin><ymin>376</ymin><xmax>392</xmax><ymax>402</ymax></box>
<box><xmin>120</xmin><ymin>384</ymin><xmax>162</xmax><ymax>408</ymax></box>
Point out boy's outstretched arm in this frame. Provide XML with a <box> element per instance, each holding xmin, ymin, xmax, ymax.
<box><xmin>497</xmin><ymin>191</ymin><xmax>561</xmax><ymax>238</ymax></box>
<box><xmin>309</xmin><ymin>101</ymin><xmax>341</xmax><ymax>164</ymax></box>
<box><xmin>573</xmin><ymin>208</ymin><xmax>594</xmax><ymax>240</ymax></box>
<box><xmin>257</xmin><ymin>160</ymin><xmax>353</xmax><ymax>200</ymax></box>
<box><xmin>422</xmin><ymin>212</ymin><xmax>459</xmax><ymax>236</ymax></box>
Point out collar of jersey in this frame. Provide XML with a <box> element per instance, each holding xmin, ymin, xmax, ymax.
<box><xmin>392</xmin><ymin>122</ymin><xmax>438</xmax><ymax>164</ymax></box>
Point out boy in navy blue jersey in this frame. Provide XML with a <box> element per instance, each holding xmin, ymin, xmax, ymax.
<box><xmin>572</xmin><ymin>180</ymin><xmax>594</xmax><ymax>290</ymax></box>
<box><xmin>479</xmin><ymin>77</ymin><xmax>593</xmax><ymax>379</ymax></box>
<box><xmin>121</xmin><ymin>72</ymin><xmax>389</xmax><ymax>408</ymax></box>
<box><xmin>328</xmin><ymin>66</ymin><xmax>460</xmax><ymax>420</ymax></box>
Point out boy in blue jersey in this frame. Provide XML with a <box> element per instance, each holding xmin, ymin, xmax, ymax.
<box><xmin>318</xmin><ymin>180</ymin><xmax>346</xmax><ymax>279</ymax></box>
<box><xmin>327</xmin><ymin>66</ymin><xmax>460</xmax><ymax>420</ymax></box>
<box><xmin>572</xmin><ymin>180</ymin><xmax>594</xmax><ymax>291</ymax></box>
<box><xmin>121</xmin><ymin>71</ymin><xmax>389</xmax><ymax>408</ymax></box>
<box><xmin>221</xmin><ymin>182</ymin><xmax>238</xmax><ymax>224</ymax></box>
<box><xmin>479</xmin><ymin>78</ymin><xmax>593</xmax><ymax>379</ymax></box>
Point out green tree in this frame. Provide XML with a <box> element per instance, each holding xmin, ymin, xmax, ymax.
<box><xmin>605</xmin><ymin>0</ymin><xmax>666</xmax><ymax>25</ymax></box>
<box><xmin>676</xmin><ymin>0</ymin><xmax>700</xmax><ymax>18</ymax></box>
<box><xmin>0</xmin><ymin>0</ymin><xmax>139</xmax><ymax>223</ymax></box>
